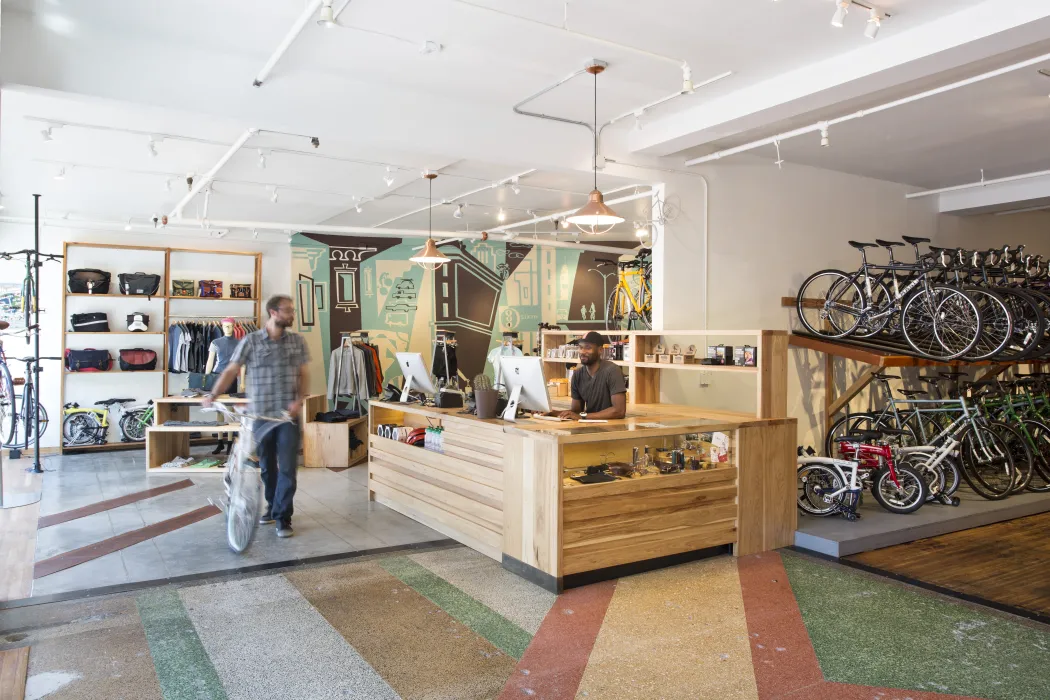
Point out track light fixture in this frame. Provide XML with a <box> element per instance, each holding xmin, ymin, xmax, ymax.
<box><xmin>831</xmin><ymin>1</ymin><xmax>849</xmax><ymax>27</ymax></box>
<box><xmin>0</xmin><ymin>192</ymin><xmax>5</xmax><ymax>211</ymax></box>
<box><xmin>41</xmin><ymin>126</ymin><xmax>55</xmax><ymax>142</ymax></box>
<box><xmin>147</xmin><ymin>135</ymin><xmax>158</xmax><ymax>157</ymax></box>
<box><xmin>383</xmin><ymin>166</ymin><xmax>395</xmax><ymax>187</ymax></box>
<box><xmin>124</xmin><ymin>218</ymin><xmax>133</xmax><ymax>231</ymax></box>
<box><xmin>497</xmin><ymin>208</ymin><xmax>506</xmax><ymax>222</ymax></box>
<box><xmin>317</xmin><ymin>0</ymin><xmax>336</xmax><ymax>28</ymax></box>
<box><xmin>635</xmin><ymin>223</ymin><xmax>648</xmax><ymax>238</ymax></box>
<box><xmin>54</xmin><ymin>166</ymin><xmax>66</xmax><ymax>180</ymax></box>
<box><xmin>310</xmin><ymin>136</ymin><xmax>320</xmax><ymax>148</ymax></box>
<box><xmin>820</xmin><ymin>123</ymin><xmax>830</xmax><ymax>148</ymax></box>
<box><xmin>258</xmin><ymin>149</ymin><xmax>267</xmax><ymax>169</ymax></box>
<box><xmin>510</xmin><ymin>176</ymin><xmax>521</xmax><ymax>195</ymax></box>
<box><xmin>164</xmin><ymin>178</ymin><xmax>173</xmax><ymax>192</ymax></box>
<box><xmin>270</xmin><ymin>187</ymin><xmax>279</xmax><ymax>204</ymax></box>
<box><xmin>453</xmin><ymin>203</ymin><xmax>464</xmax><ymax>219</ymax></box>
<box><xmin>865</xmin><ymin>8</ymin><xmax>881</xmax><ymax>38</ymax></box>
<box><xmin>355</xmin><ymin>204</ymin><xmax>363</xmax><ymax>213</ymax></box>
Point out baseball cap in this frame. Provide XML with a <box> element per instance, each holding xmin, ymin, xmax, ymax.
<box><xmin>579</xmin><ymin>331</ymin><xmax>607</xmax><ymax>347</ymax></box>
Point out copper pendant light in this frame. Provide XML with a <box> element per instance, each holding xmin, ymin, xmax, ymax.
<box><xmin>410</xmin><ymin>171</ymin><xmax>450</xmax><ymax>270</ymax></box>
<box><xmin>566</xmin><ymin>63</ymin><xmax>624</xmax><ymax>235</ymax></box>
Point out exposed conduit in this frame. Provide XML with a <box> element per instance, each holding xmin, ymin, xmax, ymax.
<box><xmin>170</xmin><ymin>128</ymin><xmax>258</xmax><ymax>220</ymax></box>
<box><xmin>685</xmin><ymin>50</ymin><xmax>1050</xmax><ymax>168</ymax></box>
<box><xmin>905</xmin><ymin>166</ymin><xmax>1050</xmax><ymax>199</ymax></box>
<box><xmin>371</xmin><ymin>169</ymin><xmax>537</xmax><ymax>227</ymax></box>
<box><xmin>254</xmin><ymin>1</ymin><xmax>323</xmax><ymax>87</ymax></box>
<box><xmin>492</xmin><ymin>187</ymin><xmax>653</xmax><ymax>232</ymax></box>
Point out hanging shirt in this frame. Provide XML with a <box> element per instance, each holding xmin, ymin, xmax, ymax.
<box><xmin>487</xmin><ymin>343</ymin><xmax>523</xmax><ymax>386</ymax></box>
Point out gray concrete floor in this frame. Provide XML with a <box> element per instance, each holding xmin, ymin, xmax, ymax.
<box><xmin>30</xmin><ymin>447</ymin><xmax>444</xmax><ymax>597</ymax></box>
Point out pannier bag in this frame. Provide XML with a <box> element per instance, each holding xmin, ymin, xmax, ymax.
<box><xmin>126</xmin><ymin>313</ymin><xmax>149</xmax><ymax>332</ymax></box>
<box><xmin>67</xmin><ymin>269</ymin><xmax>111</xmax><ymax>294</ymax></box>
<box><xmin>70</xmin><ymin>312</ymin><xmax>110</xmax><ymax>333</ymax></box>
<box><xmin>230</xmin><ymin>283</ymin><xmax>252</xmax><ymax>299</ymax></box>
<box><xmin>171</xmin><ymin>280</ymin><xmax>195</xmax><ymax>297</ymax></box>
<box><xmin>119</xmin><ymin>272</ymin><xmax>161</xmax><ymax>298</ymax></box>
<box><xmin>198</xmin><ymin>280</ymin><xmax>223</xmax><ymax>298</ymax></box>
<box><xmin>118</xmin><ymin>348</ymin><xmax>158</xmax><ymax>371</ymax></box>
<box><xmin>64</xmin><ymin>348</ymin><xmax>112</xmax><ymax>372</ymax></box>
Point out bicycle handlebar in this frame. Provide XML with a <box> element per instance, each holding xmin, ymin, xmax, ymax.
<box><xmin>202</xmin><ymin>402</ymin><xmax>295</xmax><ymax>424</ymax></box>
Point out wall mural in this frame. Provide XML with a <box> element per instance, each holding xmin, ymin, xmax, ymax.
<box><xmin>290</xmin><ymin>232</ymin><xmax>632</xmax><ymax>390</ymax></box>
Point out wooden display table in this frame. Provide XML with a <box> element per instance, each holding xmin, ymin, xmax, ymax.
<box><xmin>368</xmin><ymin>400</ymin><xmax>796</xmax><ymax>592</ymax></box>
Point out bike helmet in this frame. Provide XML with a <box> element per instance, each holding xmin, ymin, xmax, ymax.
<box><xmin>126</xmin><ymin>313</ymin><xmax>149</xmax><ymax>332</ymax></box>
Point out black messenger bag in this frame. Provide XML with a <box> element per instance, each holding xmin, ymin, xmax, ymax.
<box><xmin>70</xmin><ymin>312</ymin><xmax>110</xmax><ymax>332</ymax></box>
<box><xmin>119</xmin><ymin>272</ymin><xmax>162</xmax><ymax>298</ymax></box>
<box><xmin>64</xmin><ymin>348</ymin><xmax>112</xmax><ymax>372</ymax></box>
<box><xmin>118</xmin><ymin>348</ymin><xmax>158</xmax><ymax>371</ymax></box>
<box><xmin>68</xmin><ymin>269</ymin><xmax>111</xmax><ymax>294</ymax></box>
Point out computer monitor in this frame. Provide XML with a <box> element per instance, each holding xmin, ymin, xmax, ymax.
<box><xmin>395</xmin><ymin>352</ymin><xmax>438</xmax><ymax>403</ymax></box>
<box><xmin>499</xmin><ymin>356</ymin><xmax>551</xmax><ymax>421</ymax></box>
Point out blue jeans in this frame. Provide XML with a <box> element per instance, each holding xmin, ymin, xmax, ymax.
<box><xmin>256</xmin><ymin>420</ymin><xmax>299</xmax><ymax>522</ymax></box>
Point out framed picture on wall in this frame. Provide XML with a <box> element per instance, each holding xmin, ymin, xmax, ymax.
<box><xmin>315</xmin><ymin>283</ymin><xmax>326</xmax><ymax>311</ymax></box>
<box><xmin>297</xmin><ymin>274</ymin><xmax>316</xmax><ymax>327</ymax></box>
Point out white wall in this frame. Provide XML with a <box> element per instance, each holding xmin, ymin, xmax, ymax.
<box><xmin>649</xmin><ymin>155</ymin><xmax>1050</xmax><ymax>448</ymax></box>
<box><xmin>0</xmin><ymin>223</ymin><xmax>290</xmax><ymax>447</ymax></box>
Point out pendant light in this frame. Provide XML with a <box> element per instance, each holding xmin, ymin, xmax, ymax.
<box><xmin>410</xmin><ymin>172</ymin><xmax>450</xmax><ymax>270</ymax></box>
<box><xmin>566</xmin><ymin>62</ymin><xmax>624</xmax><ymax>235</ymax></box>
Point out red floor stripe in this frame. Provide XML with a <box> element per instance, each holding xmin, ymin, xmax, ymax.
<box><xmin>497</xmin><ymin>581</ymin><xmax>616</xmax><ymax>700</ymax></box>
<box><xmin>34</xmin><ymin>505</ymin><xmax>220</xmax><ymax>579</ymax></box>
<box><xmin>37</xmin><ymin>480</ymin><xmax>195</xmax><ymax>529</ymax></box>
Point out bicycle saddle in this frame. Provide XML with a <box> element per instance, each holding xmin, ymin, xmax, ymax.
<box><xmin>835</xmin><ymin>430</ymin><xmax>883</xmax><ymax>442</ymax></box>
<box><xmin>848</xmin><ymin>241</ymin><xmax>878</xmax><ymax>250</ymax></box>
<box><xmin>95</xmin><ymin>397</ymin><xmax>136</xmax><ymax>406</ymax></box>
<box><xmin>918</xmin><ymin>377</ymin><xmax>944</xmax><ymax>385</ymax></box>
<box><xmin>902</xmin><ymin>236</ymin><xmax>931</xmax><ymax>245</ymax></box>
<box><xmin>896</xmin><ymin>389</ymin><xmax>926</xmax><ymax>397</ymax></box>
<box><xmin>875</xmin><ymin>239</ymin><xmax>904</xmax><ymax>248</ymax></box>
<box><xmin>872</xmin><ymin>372</ymin><xmax>901</xmax><ymax>380</ymax></box>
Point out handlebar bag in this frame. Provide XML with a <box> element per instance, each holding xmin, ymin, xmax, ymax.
<box><xmin>171</xmin><ymin>279</ymin><xmax>195</xmax><ymax>297</ymax></box>
<box><xmin>68</xmin><ymin>269</ymin><xmax>111</xmax><ymax>294</ymax></box>
<box><xmin>118</xmin><ymin>348</ymin><xmax>158</xmax><ymax>371</ymax></box>
<box><xmin>65</xmin><ymin>348</ymin><xmax>112</xmax><ymax>372</ymax></box>
<box><xmin>119</xmin><ymin>272</ymin><xmax>161</xmax><ymax>298</ymax></box>
<box><xmin>70</xmin><ymin>312</ymin><xmax>110</xmax><ymax>332</ymax></box>
<box><xmin>198</xmin><ymin>280</ymin><xmax>223</xmax><ymax>298</ymax></box>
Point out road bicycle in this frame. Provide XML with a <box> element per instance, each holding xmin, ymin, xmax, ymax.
<box><xmin>598</xmin><ymin>248</ymin><xmax>652</xmax><ymax>331</ymax></box>
<box><xmin>796</xmin><ymin>236</ymin><xmax>982</xmax><ymax>361</ymax></box>
<box><xmin>797</xmin><ymin>428</ymin><xmax>928</xmax><ymax>519</ymax></box>
<box><xmin>62</xmin><ymin>398</ymin><xmax>141</xmax><ymax>446</ymax></box>
<box><xmin>204</xmin><ymin>401</ymin><xmax>295</xmax><ymax>553</ymax></box>
<box><xmin>0</xmin><ymin>336</ymin><xmax>57</xmax><ymax>450</ymax></box>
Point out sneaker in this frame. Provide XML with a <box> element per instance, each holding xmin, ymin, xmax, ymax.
<box><xmin>259</xmin><ymin>511</ymin><xmax>276</xmax><ymax>525</ymax></box>
<box><xmin>276</xmin><ymin>520</ymin><xmax>294</xmax><ymax>538</ymax></box>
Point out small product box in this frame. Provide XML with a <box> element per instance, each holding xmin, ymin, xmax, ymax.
<box><xmin>658</xmin><ymin>354</ymin><xmax>672</xmax><ymax>364</ymax></box>
<box><xmin>644</xmin><ymin>353</ymin><xmax>657</xmax><ymax>363</ymax></box>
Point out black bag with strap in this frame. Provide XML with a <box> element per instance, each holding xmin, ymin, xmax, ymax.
<box><xmin>64</xmin><ymin>348</ymin><xmax>112</xmax><ymax>372</ymax></box>
<box><xmin>119</xmin><ymin>272</ymin><xmax>161</xmax><ymax>298</ymax></box>
<box><xmin>70</xmin><ymin>312</ymin><xmax>110</xmax><ymax>332</ymax></box>
<box><xmin>118</xmin><ymin>348</ymin><xmax>158</xmax><ymax>371</ymax></box>
<box><xmin>68</xmin><ymin>269</ymin><xmax>111</xmax><ymax>294</ymax></box>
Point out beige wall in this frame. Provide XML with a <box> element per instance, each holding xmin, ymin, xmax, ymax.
<box><xmin>651</xmin><ymin>155</ymin><xmax>1050</xmax><ymax>449</ymax></box>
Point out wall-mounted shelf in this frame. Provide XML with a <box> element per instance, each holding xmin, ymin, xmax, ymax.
<box><xmin>66</xmin><ymin>293</ymin><xmax>167</xmax><ymax>299</ymax></box>
<box><xmin>169</xmin><ymin>297</ymin><xmax>259</xmax><ymax>301</ymax></box>
<box><xmin>65</xmin><ymin>370</ymin><xmax>166</xmax><ymax>375</ymax></box>
<box><xmin>64</xmin><ymin>331</ymin><xmax>165</xmax><ymax>335</ymax></box>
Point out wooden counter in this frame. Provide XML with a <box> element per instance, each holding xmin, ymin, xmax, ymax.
<box><xmin>367</xmin><ymin>400</ymin><xmax>796</xmax><ymax>592</ymax></box>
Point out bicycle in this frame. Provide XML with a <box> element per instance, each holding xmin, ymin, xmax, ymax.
<box><xmin>203</xmin><ymin>402</ymin><xmax>294</xmax><ymax>553</ymax></box>
<box><xmin>0</xmin><ymin>340</ymin><xmax>57</xmax><ymax>451</ymax></box>
<box><xmin>598</xmin><ymin>248</ymin><xmax>652</xmax><ymax>331</ymax></box>
<box><xmin>118</xmin><ymin>401</ymin><xmax>155</xmax><ymax>442</ymax></box>
<box><xmin>62</xmin><ymin>398</ymin><xmax>139</xmax><ymax>446</ymax></box>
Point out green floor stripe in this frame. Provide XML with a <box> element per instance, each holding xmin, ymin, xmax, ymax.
<box><xmin>136</xmin><ymin>588</ymin><xmax>228</xmax><ymax>700</ymax></box>
<box><xmin>381</xmin><ymin>556</ymin><xmax>533</xmax><ymax>659</ymax></box>
<box><xmin>782</xmin><ymin>552</ymin><xmax>1050</xmax><ymax>700</ymax></box>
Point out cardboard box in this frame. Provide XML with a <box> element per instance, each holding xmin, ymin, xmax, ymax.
<box><xmin>644</xmin><ymin>354</ymin><xmax>656</xmax><ymax>363</ymax></box>
<box><xmin>658</xmin><ymin>354</ymin><xmax>671</xmax><ymax>364</ymax></box>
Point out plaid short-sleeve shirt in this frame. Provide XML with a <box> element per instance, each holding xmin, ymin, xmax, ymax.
<box><xmin>230</xmin><ymin>329</ymin><xmax>310</xmax><ymax>417</ymax></box>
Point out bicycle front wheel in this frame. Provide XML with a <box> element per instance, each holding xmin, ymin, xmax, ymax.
<box><xmin>901</xmin><ymin>287</ymin><xmax>981</xmax><ymax>360</ymax></box>
<box><xmin>959</xmin><ymin>424</ymin><xmax>1015</xmax><ymax>500</ymax></box>
<box><xmin>63</xmin><ymin>413</ymin><xmax>101</xmax><ymax>446</ymax></box>
<box><xmin>606</xmin><ymin>287</ymin><xmax>648</xmax><ymax>331</ymax></box>
<box><xmin>796</xmin><ymin>270</ymin><xmax>864</xmax><ymax>338</ymax></box>
<box><xmin>227</xmin><ymin>463</ymin><xmax>262</xmax><ymax>553</ymax></box>
<box><xmin>119</xmin><ymin>410</ymin><xmax>149</xmax><ymax>442</ymax></box>
<box><xmin>0</xmin><ymin>362</ymin><xmax>16</xmax><ymax>447</ymax></box>
<box><xmin>797</xmin><ymin>463</ymin><xmax>848</xmax><ymax>516</ymax></box>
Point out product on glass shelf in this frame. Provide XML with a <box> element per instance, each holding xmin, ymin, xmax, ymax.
<box><xmin>67</xmin><ymin>269</ymin><xmax>111</xmax><ymax>294</ymax></box>
<box><xmin>198</xmin><ymin>280</ymin><xmax>223</xmax><ymax>298</ymax></box>
<box><xmin>65</xmin><ymin>348</ymin><xmax>112</xmax><ymax>372</ymax></box>
<box><xmin>118</xmin><ymin>272</ymin><xmax>162</xmax><ymax>297</ymax></box>
<box><xmin>230</xmin><ymin>283</ymin><xmax>252</xmax><ymax>299</ymax></box>
<box><xmin>126</xmin><ymin>313</ymin><xmax>149</xmax><ymax>332</ymax></box>
<box><xmin>70</xmin><ymin>312</ymin><xmax>110</xmax><ymax>332</ymax></box>
<box><xmin>118</xmin><ymin>348</ymin><xmax>158</xmax><ymax>371</ymax></box>
<box><xmin>171</xmin><ymin>280</ymin><xmax>195</xmax><ymax>297</ymax></box>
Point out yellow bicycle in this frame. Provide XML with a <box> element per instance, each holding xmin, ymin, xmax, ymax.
<box><xmin>599</xmin><ymin>248</ymin><xmax>652</xmax><ymax>331</ymax></box>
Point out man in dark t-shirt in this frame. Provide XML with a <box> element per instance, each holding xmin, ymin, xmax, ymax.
<box><xmin>556</xmin><ymin>331</ymin><xmax>627</xmax><ymax>420</ymax></box>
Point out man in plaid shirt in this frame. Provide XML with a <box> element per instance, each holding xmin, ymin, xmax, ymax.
<box><xmin>205</xmin><ymin>294</ymin><xmax>310</xmax><ymax>538</ymax></box>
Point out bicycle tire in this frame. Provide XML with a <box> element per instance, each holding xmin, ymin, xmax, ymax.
<box><xmin>901</xmin><ymin>287</ymin><xmax>981</xmax><ymax>360</ymax></box>
<box><xmin>119</xmin><ymin>410</ymin><xmax>149</xmax><ymax>442</ymax></box>
<box><xmin>824</xmin><ymin>412</ymin><xmax>916</xmax><ymax>458</ymax></box>
<box><xmin>871</xmin><ymin>464</ymin><xmax>927</xmax><ymax>514</ymax></box>
<box><xmin>63</xmin><ymin>412</ymin><xmax>102</xmax><ymax>446</ymax></box>
<box><xmin>226</xmin><ymin>454</ymin><xmax>262</xmax><ymax>554</ymax></box>
<box><xmin>989</xmin><ymin>420</ymin><xmax>1033</xmax><ymax>493</ymax></box>
<box><xmin>796</xmin><ymin>463</ymin><xmax>849</xmax><ymax>516</ymax></box>
<box><xmin>0</xmin><ymin>361</ymin><xmax>16</xmax><ymax>447</ymax></box>
<box><xmin>1021</xmin><ymin>419</ymin><xmax>1050</xmax><ymax>492</ymax></box>
<box><xmin>5</xmin><ymin>384</ymin><xmax>48</xmax><ymax>450</ymax></box>
<box><xmin>958</xmin><ymin>423</ymin><xmax>1015</xmax><ymax>500</ymax></box>
<box><xmin>796</xmin><ymin>270</ymin><xmax>863</xmax><ymax>338</ymax></box>
<box><xmin>605</xmin><ymin>287</ymin><xmax>649</xmax><ymax>331</ymax></box>
<box><xmin>961</xmin><ymin>288</ymin><xmax>1013</xmax><ymax>361</ymax></box>
<box><xmin>852</xmin><ymin>279</ymin><xmax>892</xmax><ymax>338</ymax></box>
<box><xmin>994</xmin><ymin>288</ymin><xmax>1043</xmax><ymax>361</ymax></box>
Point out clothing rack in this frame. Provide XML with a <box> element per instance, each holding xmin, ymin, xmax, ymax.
<box><xmin>169</xmin><ymin>315</ymin><xmax>257</xmax><ymax>320</ymax></box>
<box><xmin>330</xmin><ymin>330</ymin><xmax>383</xmax><ymax>411</ymax></box>
<box><xmin>433</xmin><ymin>331</ymin><xmax>458</xmax><ymax>389</ymax></box>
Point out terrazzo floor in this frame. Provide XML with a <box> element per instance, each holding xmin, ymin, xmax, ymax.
<box><xmin>3</xmin><ymin>546</ymin><xmax>1048</xmax><ymax>700</ymax></box>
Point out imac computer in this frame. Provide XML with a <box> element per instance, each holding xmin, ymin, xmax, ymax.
<box><xmin>395</xmin><ymin>352</ymin><xmax>438</xmax><ymax>403</ymax></box>
<box><xmin>499</xmin><ymin>356</ymin><xmax>551</xmax><ymax>421</ymax></box>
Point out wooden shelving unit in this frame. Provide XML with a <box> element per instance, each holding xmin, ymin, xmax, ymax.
<box><xmin>540</xmin><ymin>329</ymin><xmax>787</xmax><ymax>420</ymax></box>
<box><xmin>60</xmin><ymin>242</ymin><xmax>262</xmax><ymax>454</ymax></box>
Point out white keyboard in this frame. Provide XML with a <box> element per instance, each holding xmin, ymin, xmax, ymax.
<box><xmin>531</xmin><ymin>415</ymin><xmax>570</xmax><ymax>422</ymax></box>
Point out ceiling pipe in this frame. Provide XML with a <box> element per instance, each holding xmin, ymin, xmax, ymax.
<box><xmin>371</xmin><ymin>169</ymin><xmax>537</xmax><ymax>227</ymax></box>
<box><xmin>600</xmin><ymin>71</ymin><xmax>733</xmax><ymax>131</ymax></box>
<box><xmin>513</xmin><ymin>62</ymin><xmax>600</xmax><ymax>135</ymax></box>
<box><xmin>171</xmin><ymin>128</ymin><xmax>257</xmax><ymax>220</ymax></box>
<box><xmin>492</xmin><ymin>188</ymin><xmax>653</xmax><ymax>232</ymax></box>
<box><xmin>254</xmin><ymin>0</ymin><xmax>323</xmax><ymax>87</ymax></box>
<box><xmin>905</xmin><ymin>167</ymin><xmax>1050</xmax><ymax>199</ymax></box>
<box><xmin>685</xmin><ymin>49</ymin><xmax>1050</xmax><ymax>168</ymax></box>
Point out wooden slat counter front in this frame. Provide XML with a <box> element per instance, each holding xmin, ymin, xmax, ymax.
<box><xmin>368</xmin><ymin>400</ymin><xmax>795</xmax><ymax>592</ymax></box>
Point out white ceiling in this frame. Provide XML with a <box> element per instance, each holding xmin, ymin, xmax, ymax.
<box><xmin>2</xmin><ymin>0</ymin><xmax>1050</xmax><ymax>231</ymax></box>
